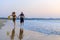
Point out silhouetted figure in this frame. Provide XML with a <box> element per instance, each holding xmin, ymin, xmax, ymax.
<box><xmin>11</xmin><ymin>28</ymin><xmax>15</xmax><ymax>40</ymax></box>
<box><xmin>18</xmin><ymin>12</ymin><xmax>25</xmax><ymax>26</ymax></box>
<box><xmin>18</xmin><ymin>12</ymin><xmax>24</xmax><ymax>40</ymax></box>
<box><xmin>19</xmin><ymin>28</ymin><xmax>24</xmax><ymax>40</ymax></box>
<box><xmin>9</xmin><ymin>12</ymin><xmax>16</xmax><ymax>28</ymax></box>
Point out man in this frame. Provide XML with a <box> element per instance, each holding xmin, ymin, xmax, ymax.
<box><xmin>18</xmin><ymin>12</ymin><xmax>25</xmax><ymax>26</ymax></box>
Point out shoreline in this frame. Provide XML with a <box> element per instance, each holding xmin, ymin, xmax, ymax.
<box><xmin>19</xmin><ymin>29</ymin><xmax>60</xmax><ymax>40</ymax></box>
<box><xmin>0</xmin><ymin>20</ymin><xmax>60</xmax><ymax>40</ymax></box>
<box><xmin>15</xmin><ymin>26</ymin><xmax>60</xmax><ymax>40</ymax></box>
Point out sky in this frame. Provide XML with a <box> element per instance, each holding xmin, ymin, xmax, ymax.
<box><xmin>0</xmin><ymin>0</ymin><xmax>60</xmax><ymax>18</ymax></box>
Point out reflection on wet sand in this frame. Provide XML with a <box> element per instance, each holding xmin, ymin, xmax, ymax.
<box><xmin>6</xmin><ymin>23</ymin><xmax>24</xmax><ymax>40</ymax></box>
<box><xmin>19</xmin><ymin>28</ymin><xmax>24</xmax><ymax>40</ymax></box>
<box><xmin>10</xmin><ymin>28</ymin><xmax>15</xmax><ymax>40</ymax></box>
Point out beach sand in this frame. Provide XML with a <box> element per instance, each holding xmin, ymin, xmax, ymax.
<box><xmin>0</xmin><ymin>20</ymin><xmax>60</xmax><ymax>40</ymax></box>
<box><xmin>22</xmin><ymin>30</ymin><xmax>60</xmax><ymax>40</ymax></box>
<box><xmin>12</xmin><ymin>26</ymin><xmax>60</xmax><ymax>40</ymax></box>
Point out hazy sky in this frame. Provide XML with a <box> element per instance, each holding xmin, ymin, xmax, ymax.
<box><xmin>0</xmin><ymin>0</ymin><xmax>60</xmax><ymax>18</ymax></box>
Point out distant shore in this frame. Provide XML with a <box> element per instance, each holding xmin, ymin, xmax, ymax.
<box><xmin>0</xmin><ymin>18</ymin><xmax>60</xmax><ymax>20</ymax></box>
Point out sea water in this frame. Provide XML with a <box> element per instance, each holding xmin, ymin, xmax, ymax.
<box><xmin>17</xmin><ymin>20</ymin><xmax>60</xmax><ymax>35</ymax></box>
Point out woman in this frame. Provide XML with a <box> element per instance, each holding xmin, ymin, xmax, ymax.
<box><xmin>9</xmin><ymin>12</ymin><xmax>16</xmax><ymax>28</ymax></box>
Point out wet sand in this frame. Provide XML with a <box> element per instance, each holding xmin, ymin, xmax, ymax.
<box><xmin>0</xmin><ymin>20</ymin><xmax>60</xmax><ymax>40</ymax></box>
<box><xmin>23</xmin><ymin>30</ymin><xmax>60</xmax><ymax>40</ymax></box>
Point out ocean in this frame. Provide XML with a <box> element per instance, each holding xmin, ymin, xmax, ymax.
<box><xmin>16</xmin><ymin>20</ymin><xmax>60</xmax><ymax>35</ymax></box>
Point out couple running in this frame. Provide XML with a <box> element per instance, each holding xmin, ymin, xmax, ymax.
<box><xmin>9</xmin><ymin>11</ymin><xmax>24</xmax><ymax>27</ymax></box>
<box><xmin>8</xmin><ymin>12</ymin><xmax>24</xmax><ymax>40</ymax></box>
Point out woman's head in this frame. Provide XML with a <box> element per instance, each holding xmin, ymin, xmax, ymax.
<box><xmin>12</xmin><ymin>12</ymin><xmax>15</xmax><ymax>15</ymax></box>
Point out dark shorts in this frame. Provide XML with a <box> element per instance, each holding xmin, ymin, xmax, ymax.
<box><xmin>13</xmin><ymin>18</ymin><xmax>16</xmax><ymax>22</ymax></box>
<box><xmin>20</xmin><ymin>18</ymin><xmax>24</xmax><ymax>23</ymax></box>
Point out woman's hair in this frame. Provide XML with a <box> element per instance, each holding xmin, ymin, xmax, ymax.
<box><xmin>12</xmin><ymin>12</ymin><xmax>15</xmax><ymax>14</ymax></box>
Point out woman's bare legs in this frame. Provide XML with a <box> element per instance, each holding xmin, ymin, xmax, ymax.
<box><xmin>13</xmin><ymin>21</ymin><xmax>16</xmax><ymax>29</ymax></box>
